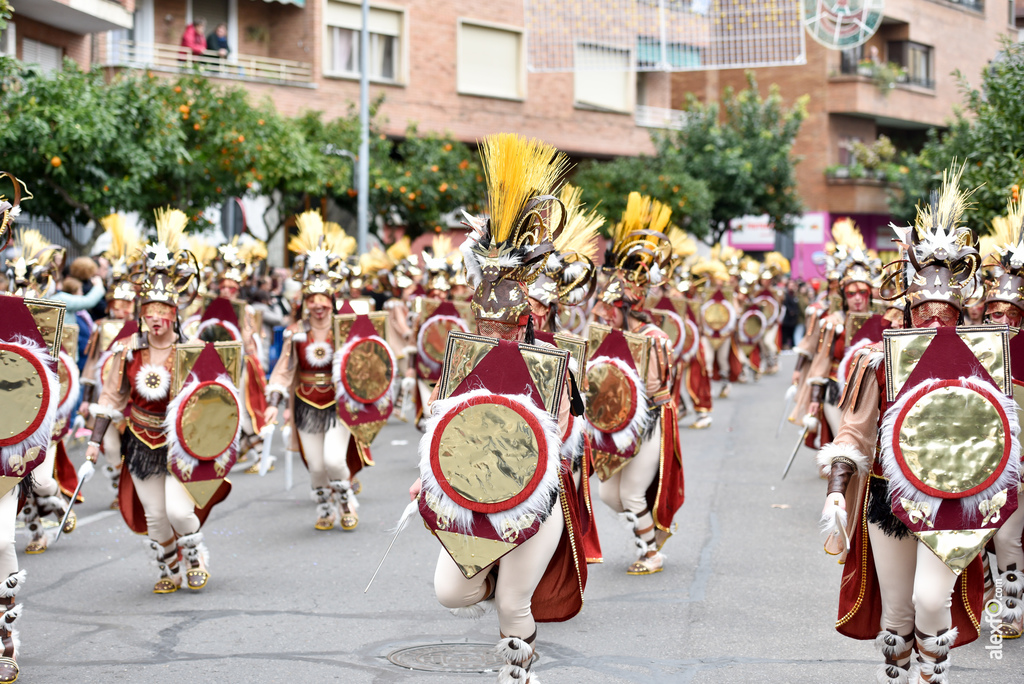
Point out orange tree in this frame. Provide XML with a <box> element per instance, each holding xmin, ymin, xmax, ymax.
<box><xmin>365</xmin><ymin>124</ymin><xmax>485</xmax><ymax>238</ymax></box>
<box><xmin>0</xmin><ymin>58</ymin><xmax>184</xmax><ymax>251</ymax></box>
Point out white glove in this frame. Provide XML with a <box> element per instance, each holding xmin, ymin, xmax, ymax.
<box><xmin>77</xmin><ymin>460</ymin><xmax>96</xmax><ymax>483</ymax></box>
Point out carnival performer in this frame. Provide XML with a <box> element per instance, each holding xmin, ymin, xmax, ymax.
<box><xmin>789</xmin><ymin>219</ymin><xmax>880</xmax><ymax>451</ymax></box>
<box><xmin>264</xmin><ymin>211</ymin><xmax>363</xmax><ymax>532</ymax></box>
<box><xmin>819</xmin><ymin>167</ymin><xmax>1006</xmax><ymax>682</ymax></box>
<box><xmin>755</xmin><ymin>252</ymin><xmax>789</xmax><ymax>375</ymax></box>
<box><xmin>0</xmin><ymin>181</ymin><xmax>62</xmax><ymax>682</ymax></box>
<box><xmin>5</xmin><ymin>228</ymin><xmax>80</xmax><ymax>554</ymax></box>
<box><xmin>80</xmin><ymin>214</ymin><xmax>140</xmax><ymax>508</ymax></box>
<box><xmin>976</xmin><ymin>198</ymin><xmax>1024</xmax><ymax>639</ymax></box>
<box><xmin>85</xmin><ymin>208</ymin><xmax>242</xmax><ymax>593</ymax></box>
<box><xmin>526</xmin><ymin>183</ymin><xmax>604</xmax><ymax>564</ymax></box>
<box><xmin>589</xmin><ymin>192</ymin><xmax>685</xmax><ymax>575</ymax></box>
<box><xmin>699</xmin><ymin>246</ymin><xmax>744</xmax><ymax>398</ymax></box>
<box><xmin>411</xmin><ymin>133</ymin><xmax>587</xmax><ymax>684</ymax></box>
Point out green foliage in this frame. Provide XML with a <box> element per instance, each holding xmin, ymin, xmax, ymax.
<box><xmin>573</xmin><ymin>73</ymin><xmax>806</xmax><ymax>244</ymax></box>
<box><xmin>368</xmin><ymin>124</ymin><xmax>485</xmax><ymax>235</ymax></box>
<box><xmin>571</xmin><ymin>155</ymin><xmax>712</xmax><ymax>233</ymax></box>
<box><xmin>892</xmin><ymin>39</ymin><xmax>1024</xmax><ymax>230</ymax></box>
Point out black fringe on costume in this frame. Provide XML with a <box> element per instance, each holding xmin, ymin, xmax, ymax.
<box><xmin>123</xmin><ymin>430</ymin><xmax>169</xmax><ymax>480</ymax></box>
<box><xmin>866</xmin><ymin>476</ymin><xmax>911</xmax><ymax>540</ymax></box>
<box><xmin>826</xmin><ymin>379</ymin><xmax>841</xmax><ymax>405</ymax></box>
<box><xmin>295</xmin><ymin>401</ymin><xmax>337</xmax><ymax>433</ymax></box>
<box><xmin>640</xmin><ymin>405</ymin><xmax>661</xmax><ymax>442</ymax></box>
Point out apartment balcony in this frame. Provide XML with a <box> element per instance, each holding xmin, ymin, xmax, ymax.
<box><xmin>11</xmin><ymin>0</ymin><xmax>132</xmax><ymax>34</ymax></box>
<box><xmin>635</xmin><ymin>105</ymin><xmax>688</xmax><ymax>130</ymax></box>
<box><xmin>825</xmin><ymin>175</ymin><xmax>896</xmax><ymax>215</ymax></box>
<box><xmin>104</xmin><ymin>41</ymin><xmax>313</xmax><ymax>87</ymax></box>
<box><xmin>827</xmin><ymin>74</ymin><xmax>942</xmax><ymax>128</ymax></box>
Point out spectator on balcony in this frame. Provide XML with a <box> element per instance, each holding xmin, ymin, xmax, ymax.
<box><xmin>180</xmin><ymin>17</ymin><xmax>207</xmax><ymax>59</ymax></box>
<box><xmin>207</xmin><ymin>23</ymin><xmax>230</xmax><ymax>60</ymax></box>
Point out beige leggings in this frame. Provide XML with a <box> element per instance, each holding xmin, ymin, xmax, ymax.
<box><xmin>0</xmin><ymin>489</ymin><xmax>17</xmax><ymax>580</ymax></box>
<box><xmin>298</xmin><ymin>421</ymin><xmax>351</xmax><ymax>489</ymax></box>
<box><xmin>131</xmin><ymin>472</ymin><xmax>200</xmax><ymax>544</ymax></box>
<box><xmin>32</xmin><ymin>442</ymin><xmax>59</xmax><ymax>498</ymax></box>
<box><xmin>434</xmin><ymin>501</ymin><xmax>565</xmax><ymax>638</ymax></box>
<box><xmin>102</xmin><ymin>428</ymin><xmax>122</xmax><ymax>469</ymax></box>
<box><xmin>867</xmin><ymin>522</ymin><xmax>959</xmax><ymax>636</ymax></box>
<box><xmin>822</xmin><ymin>402</ymin><xmax>843</xmax><ymax>438</ymax></box>
<box><xmin>993</xmin><ymin>502</ymin><xmax>1024</xmax><ymax>573</ymax></box>
<box><xmin>598</xmin><ymin>424</ymin><xmax>662</xmax><ymax>516</ymax></box>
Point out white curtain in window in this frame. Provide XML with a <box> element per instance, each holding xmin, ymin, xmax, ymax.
<box><xmin>332</xmin><ymin>27</ymin><xmax>355</xmax><ymax>73</ymax></box>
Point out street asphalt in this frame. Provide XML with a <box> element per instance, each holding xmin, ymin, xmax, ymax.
<box><xmin>17</xmin><ymin>353</ymin><xmax>1024</xmax><ymax>683</ymax></box>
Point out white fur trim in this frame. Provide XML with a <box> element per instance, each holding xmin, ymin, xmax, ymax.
<box><xmin>177</xmin><ymin>531</ymin><xmax>210</xmax><ymax>568</ymax></box>
<box><xmin>874</xmin><ymin>630</ymin><xmax>912</xmax><ymax>658</ymax></box>
<box><xmin>332</xmin><ymin>334</ymin><xmax>398</xmax><ymax>415</ymax></box>
<box><xmin>459</xmin><ymin>228</ymin><xmax>484</xmax><ymax>287</ymax></box>
<box><xmin>999</xmin><ymin>569</ymin><xmax>1024</xmax><ymax>598</ymax></box>
<box><xmin>163</xmin><ymin>372</ymin><xmax>241</xmax><ymax>479</ymax></box>
<box><xmin>584</xmin><ymin>355</ymin><xmax>650</xmax><ymax>453</ymax></box>
<box><xmin>919</xmin><ymin>627</ymin><xmax>957</xmax><ymax>656</ymax></box>
<box><xmin>998</xmin><ymin>595</ymin><xmax>1023</xmax><ymax>622</ymax></box>
<box><xmin>419</xmin><ymin>388</ymin><xmax>561</xmax><ymax>537</ymax></box>
<box><xmin>329</xmin><ymin>479</ymin><xmax>359</xmax><ymax>510</ymax></box>
<box><xmin>737</xmin><ymin>308</ymin><xmax>768</xmax><ymax>344</ymax></box>
<box><xmin>498</xmin><ymin>665</ymin><xmax>535</xmax><ymax>684</ymax></box>
<box><xmin>679</xmin><ymin>317</ymin><xmax>700</xmax><ymax>362</ymax></box>
<box><xmin>416</xmin><ymin>315</ymin><xmax>468</xmax><ymax>372</ymax></box>
<box><xmin>0</xmin><ymin>336</ymin><xmax>59</xmax><ymax>472</ymax></box>
<box><xmin>701</xmin><ymin>298</ymin><xmax>737</xmax><ymax>336</ymax></box>
<box><xmin>303</xmin><ymin>341</ymin><xmax>333</xmax><ymax>368</ymax></box>
<box><xmin>0</xmin><ymin>570</ymin><xmax>25</xmax><ymax>598</ymax></box>
<box><xmin>838</xmin><ymin>337</ymin><xmax>872</xmax><ymax>396</ymax></box>
<box><xmin>194</xmin><ymin>317</ymin><xmax>242</xmax><ymax>343</ymax></box>
<box><xmin>135</xmin><ymin>363</ymin><xmax>170</xmax><ymax>402</ymax></box>
<box><xmin>449</xmin><ymin>599</ymin><xmax>494</xmax><ymax>619</ymax></box>
<box><xmin>560</xmin><ymin>413</ymin><xmax>586</xmax><ymax>462</ymax></box>
<box><xmin>658</xmin><ymin>307</ymin><xmax>687</xmax><ymax>359</ymax></box>
<box><xmin>55</xmin><ymin>350</ymin><xmax>81</xmax><ymax>426</ymax></box>
<box><xmin>264</xmin><ymin>383</ymin><xmax>288</xmax><ymax>401</ymax></box>
<box><xmin>806</xmin><ymin>375</ymin><xmax>827</xmax><ymax>386</ymax></box>
<box><xmin>802</xmin><ymin>414</ymin><xmax>819</xmax><ymax>432</ymax></box>
<box><xmin>495</xmin><ymin>636</ymin><xmax>534</xmax><ymax>666</ymax></box>
<box><xmin>819</xmin><ymin>502</ymin><xmax>848</xmax><ymax>543</ymax></box>
<box><xmin>874</xmin><ymin>664</ymin><xmax>911</xmax><ymax>684</ymax></box>
<box><xmin>880</xmin><ymin>376</ymin><xmax>1021</xmax><ymax>527</ymax></box>
<box><xmin>816</xmin><ymin>442</ymin><xmax>871</xmax><ymax>475</ymax></box>
<box><xmin>292</xmin><ymin>331</ymin><xmax>308</xmax><ymax>343</ymax></box>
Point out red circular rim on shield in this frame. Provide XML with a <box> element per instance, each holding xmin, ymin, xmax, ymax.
<box><xmin>176</xmin><ymin>380</ymin><xmax>239</xmax><ymax>461</ymax></box>
<box><xmin>341</xmin><ymin>337</ymin><xmax>391</xmax><ymax>404</ymax></box>
<box><xmin>0</xmin><ymin>343</ymin><xmax>51</xmax><ymax>447</ymax></box>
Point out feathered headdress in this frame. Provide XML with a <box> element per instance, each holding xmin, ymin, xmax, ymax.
<box><xmin>884</xmin><ymin>162</ymin><xmax>980</xmax><ymax>310</ymax></box>
<box><xmin>289</xmin><ymin>210</ymin><xmax>345</xmax><ymax>298</ymax></box>
<box><xmin>762</xmin><ymin>252</ymin><xmax>791</xmax><ymax>280</ymax></box>
<box><xmin>101</xmin><ymin>214</ymin><xmax>140</xmax><ymax>303</ymax></box>
<box><xmin>982</xmin><ymin>195</ymin><xmax>1024</xmax><ymax>311</ymax></box>
<box><xmin>461</xmin><ymin>133</ymin><xmax>569</xmax><ymax>332</ymax></box>
<box><xmin>130</xmin><ymin>208</ymin><xmax>198</xmax><ymax>308</ymax></box>
<box><xmin>600</xmin><ymin>192</ymin><xmax>673</xmax><ymax>309</ymax></box>
<box><xmin>528</xmin><ymin>184</ymin><xmax>602</xmax><ymax>307</ymax></box>
<box><xmin>0</xmin><ymin>172</ymin><xmax>30</xmax><ymax>253</ymax></box>
<box><xmin>6</xmin><ymin>228</ymin><xmax>63</xmax><ymax>296</ymax></box>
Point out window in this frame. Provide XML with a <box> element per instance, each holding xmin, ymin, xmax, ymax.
<box><xmin>839</xmin><ymin>46</ymin><xmax>862</xmax><ymax>75</ymax></box>
<box><xmin>887</xmin><ymin>41</ymin><xmax>933</xmax><ymax>89</ymax></box>
<box><xmin>22</xmin><ymin>38</ymin><xmax>62</xmax><ymax>72</ymax></box>
<box><xmin>325</xmin><ymin>1</ymin><xmax>403</xmax><ymax>83</ymax></box>
<box><xmin>0</xmin><ymin>23</ymin><xmax>14</xmax><ymax>56</ymax></box>
<box><xmin>574</xmin><ymin>44</ymin><xmax>632</xmax><ymax>113</ymax></box>
<box><xmin>457</xmin><ymin>21</ymin><xmax>523</xmax><ymax>100</ymax></box>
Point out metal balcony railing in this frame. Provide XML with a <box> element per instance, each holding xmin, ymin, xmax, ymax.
<box><xmin>104</xmin><ymin>40</ymin><xmax>313</xmax><ymax>85</ymax></box>
<box><xmin>635</xmin><ymin>105</ymin><xmax>688</xmax><ymax>130</ymax></box>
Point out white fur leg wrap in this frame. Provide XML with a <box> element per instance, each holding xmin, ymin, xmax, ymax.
<box><xmin>618</xmin><ymin>511</ymin><xmax>639</xmax><ymax>532</ymax></box>
<box><xmin>330</xmin><ymin>480</ymin><xmax>359</xmax><ymax>510</ymax></box>
<box><xmin>1</xmin><ymin>603</ymin><xmax>21</xmax><ymax>630</ymax></box>
<box><xmin>875</xmin><ymin>630</ymin><xmax>912</xmax><ymax>657</ymax></box>
<box><xmin>999</xmin><ymin>595</ymin><xmax>1023</xmax><ymax>622</ymax></box>
<box><xmin>918</xmin><ymin>628</ymin><xmax>957</xmax><ymax>658</ymax></box>
<box><xmin>448</xmin><ymin>598</ymin><xmax>494</xmax><ymax>619</ymax></box>
<box><xmin>918</xmin><ymin>659</ymin><xmax>949</xmax><ymax>682</ymax></box>
<box><xmin>498</xmin><ymin>664</ymin><xmax>532</xmax><ymax>683</ymax></box>
<box><xmin>874</xmin><ymin>663</ymin><xmax>910</xmax><ymax>684</ymax></box>
<box><xmin>1000</xmin><ymin>568</ymin><xmax>1024</xmax><ymax>598</ymax></box>
<box><xmin>816</xmin><ymin>442</ymin><xmax>871</xmax><ymax>475</ymax></box>
<box><xmin>177</xmin><ymin>532</ymin><xmax>209</xmax><ymax>567</ymax></box>
<box><xmin>495</xmin><ymin>637</ymin><xmax>534</xmax><ymax>667</ymax></box>
<box><xmin>0</xmin><ymin>570</ymin><xmax>25</xmax><ymax>598</ymax></box>
<box><xmin>632</xmin><ymin>536</ymin><xmax>653</xmax><ymax>559</ymax></box>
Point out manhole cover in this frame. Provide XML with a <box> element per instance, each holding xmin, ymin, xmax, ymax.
<box><xmin>387</xmin><ymin>643</ymin><xmax>504</xmax><ymax>673</ymax></box>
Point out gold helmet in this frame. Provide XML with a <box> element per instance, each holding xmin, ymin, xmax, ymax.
<box><xmin>0</xmin><ymin>173</ymin><xmax>30</xmax><ymax>253</ymax></box>
<box><xmin>981</xmin><ymin>195</ymin><xmax>1024</xmax><ymax>313</ymax></box>
<box><xmin>6</xmin><ymin>228</ymin><xmax>63</xmax><ymax>297</ymax></box>
<box><xmin>461</xmin><ymin>133</ymin><xmax>568</xmax><ymax>338</ymax></box>
<box><xmin>527</xmin><ymin>184</ymin><xmax>602</xmax><ymax>307</ymax></box>
<box><xmin>601</xmin><ymin>192</ymin><xmax>673</xmax><ymax>310</ymax></box>
<box><xmin>101</xmin><ymin>214</ymin><xmax>140</xmax><ymax>303</ymax></box>
<box><xmin>131</xmin><ymin>208</ymin><xmax>198</xmax><ymax>308</ymax></box>
<box><xmin>288</xmin><ymin>210</ymin><xmax>346</xmax><ymax>299</ymax></box>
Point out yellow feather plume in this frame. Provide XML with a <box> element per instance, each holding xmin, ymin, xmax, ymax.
<box><xmin>289</xmin><ymin>211</ymin><xmax>327</xmax><ymax>255</ymax></box>
<box><xmin>764</xmin><ymin>251</ymin><xmax>791</xmax><ymax>274</ymax></box>
<box><xmin>667</xmin><ymin>226</ymin><xmax>697</xmax><ymax>259</ymax></box>
<box><xmin>360</xmin><ymin>245</ymin><xmax>393</xmax><ymax>272</ymax></box>
<box><xmin>153</xmin><ymin>207</ymin><xmax>188</xmax><ymax>251</ymax></box>
<box><xmin>829</xmin><ymin>218</ymin><xmax>866</xmax><ymax>251</ymax></box>
<box><xmin>610</xmin><ymin>192</ymin><xmax>672</xmax><ymax>267</ymax></box>
<box><xmin>915</xmin><ymin>161</ymin><xmax>977</xmax><ymax>236</ymax></box>
<box><xmin>480</xmin><ymin>133</ymin><xmax>570</xmax><ymax>243</ymax></box>
<box><xmin>431</xmin><ymin>234</ymin><xmax>454</xmax><ymax>261</ymax></box>
<box><xmin>691</xmin><ymin>258</ymin><xmax>729</xmax><ymax>283</ymax></box>
<box><xmin>985</xmin><ymin>196</ymin><xmax>1024</xmax><ymax>261</ymax></box>
<box><xmin>386</xmin><ymin>236</ymin><xmax>412</xmax><ymax>263</ymax></box>
<box><xmin>555</xmin><ymin>184</ymin><xmax>602</xmax><ymax>261</ymax></box>
<box><xmin>186</xmin><ymin>236</ymin><xmax>217</xmax><ymax>267</ymax></box>
<box><xmin>239</xmin><ymin>240</ymin><xmax>268</xmax><ymax>263</ymax></box>
<box><xmin>14</xmin><ymin>228</ymin><xmax>49</xmax><ymax>259</ymax></box>
<box><xmin>101</xmin><ymin>214</ymin><xmax>139</xmax><ymax>262</ymax></box>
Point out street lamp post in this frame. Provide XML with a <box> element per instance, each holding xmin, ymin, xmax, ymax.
<box><xmin>357</xmin><ymin>0</ymin><xmax>370</xmax><ymax>254</ymax></box>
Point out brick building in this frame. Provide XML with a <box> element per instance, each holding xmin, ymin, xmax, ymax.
<box><xmin>675</xmin><ymin>0</ymin><xmax>1017</xmax><ymax>277</ymax></box>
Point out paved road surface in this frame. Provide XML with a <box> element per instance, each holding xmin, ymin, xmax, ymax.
<box><xmin>19</xmin><ymin>354</ymin><xmax>1022</xmax><ymax>682</ymax></box>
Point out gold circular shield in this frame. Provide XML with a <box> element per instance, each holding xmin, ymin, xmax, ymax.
<box><xmin>585</xmin><ymin>362</ymin><xmax>637</xmax><ymax>434</ymax></box>
<box><xmin>757</xmin><ymin>297</ymin><xmax>779</xmax><ymax>323</ymax></box>
<box><xmin>343</xmin><ymin>338</ymin><xmax>394</xmax><ymax>404</ymax></box>
<box><xmin>742</xmin><ymin>312</ymin><xmax>764</xmax><ymax>341</ymax></box>
<box><xmin>199</xmin><ymin>322</ymin><xmax>237</xmax><ymax>343</ymax></box>
<box><xmin>58</xmin><ymin>355</ymin><xmax>71</xmax><ymax>406</ymax></box>
<box><xmin>0</xmin><ymin>347</ymin><xmax>46</xmax><ymax>445</ymax></box>
<box><xmin>179</xmin><ymin>383</ymin><xmax>239</xmax><ymax>460</ymax></box>
<box><xmin>899</xmin><ymin>385</ymin><xmax>1006</xmax><ymax>495</ymax></box>
<box><xmin>436</xmin><ymin>402</ymin><xmax>539</xmax><ymax>505</ymax></box>
<box><xmin>703</xmin><ymin>302</ymin><xmax>730</xmax><ymax>332</ymax></box>
<box><xmin>422</xmin><ymin>318</ymin><xmax>463</xmax><ymax>364</ymax></box>
<box><xmin>658</xmin><ymin>312</ymin><xmax>682</xmax><ymax>349</ymax></box>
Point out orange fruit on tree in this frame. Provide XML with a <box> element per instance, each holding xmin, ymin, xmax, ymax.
<box><xmin>50</xmin><ymin>156</ymin><xmax>61</xmax><ymax>168</ymax></box>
